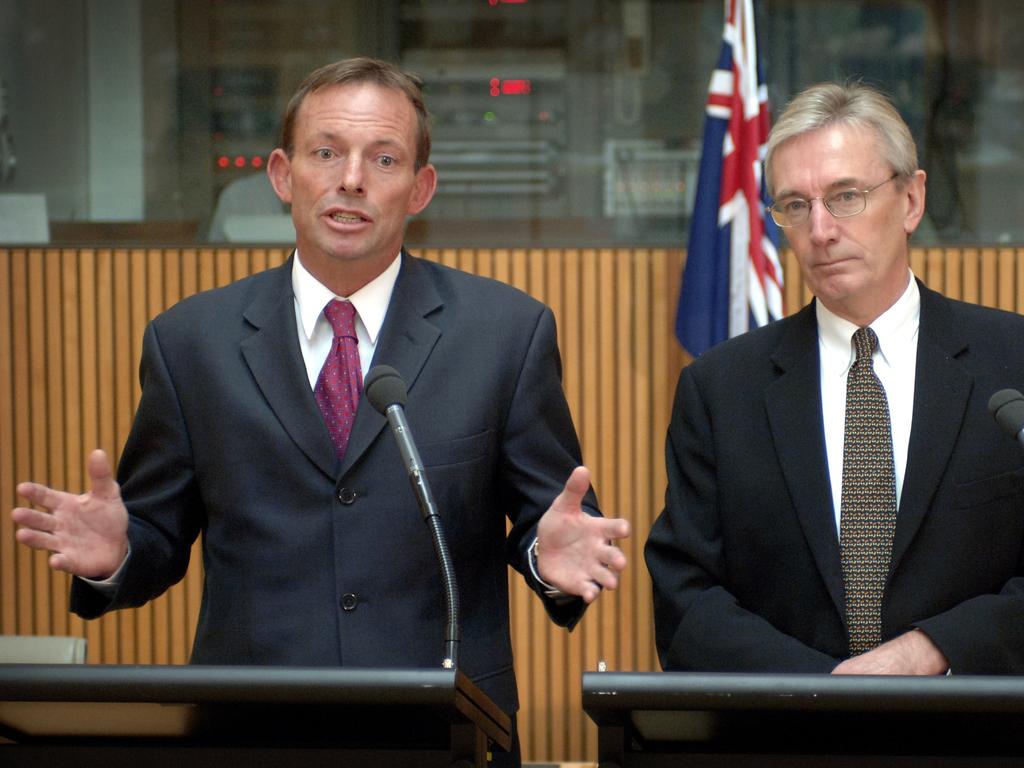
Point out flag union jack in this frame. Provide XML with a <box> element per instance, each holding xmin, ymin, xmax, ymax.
<box><xmin>676</xmin><ymin>0</ymin><xmax>783</xmax><ymax>356</ymax></box>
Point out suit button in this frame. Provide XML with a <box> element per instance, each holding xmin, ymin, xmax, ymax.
<box><xmin>338</xmin><ymin>487</ymin><xmax>357</xmax><ymax>505</ymax></box>
<box><xmin>340</xmin><ymin>593</ymin><xmax>359</xmax><ymax>611</ymax></box>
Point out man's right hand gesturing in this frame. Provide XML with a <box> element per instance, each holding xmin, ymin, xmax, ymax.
<box><xmin>12</xmin><ymin>449</ymin><xmax>129</xmax><ymax>580</ymax></box>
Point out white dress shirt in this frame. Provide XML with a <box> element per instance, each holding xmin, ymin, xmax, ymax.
<box><xmin>292</xmin><ymin>250</ymin><xmax>401</xmax><ymax>384</ymax></box>
<box><xmin>818</xmin><ymin>270</ymin><xmax>920</xmax><ymax>534</ymax></box>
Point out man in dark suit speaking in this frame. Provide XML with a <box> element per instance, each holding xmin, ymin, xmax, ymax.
<box><xmin>12</xmin><ymin>57</ymin><xmax>630</xmax><ymax>760</ymax></box>
<box><xmin>646</xmin><ymin>82</ymin><xmax>1024</xmax><ymax>675</ymax></box>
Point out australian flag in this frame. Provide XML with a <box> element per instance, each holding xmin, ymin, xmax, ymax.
<box><xmin>675</xmin><ymin>0</ymin><xmax>783</xmax><ymax>356</ymax></box>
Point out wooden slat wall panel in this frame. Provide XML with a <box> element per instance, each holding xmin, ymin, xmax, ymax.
<box><xmin>0</xmin><ymin>249</ymin><xmax>16</xmax><ymax>635</ymax></box>
<box><xmin>2</xmin><ymin>245</ymin><xmax>1022</xmax><ymax>762</ymax></box>
<box><xmin>0</xmin><ymin>249</ymin><xmax>13</xmax><ymax>633</ymax></box>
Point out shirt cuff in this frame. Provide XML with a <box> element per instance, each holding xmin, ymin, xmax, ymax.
<box><xmin>527</xmin><ymin>537</ymin><xmax>567</xmax><ymax>599</ymax></box>
<box><xmin>78</xmin><ymin>547</ymin><xmax>130</xmax><ymax>597</ymax></box>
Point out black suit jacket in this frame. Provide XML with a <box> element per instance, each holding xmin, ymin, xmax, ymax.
<box><xmin>646</xmin><ymin>282</ymin><xmax>1024</xmax><ymax>673</ymax></box>
<box><xmin>72</xmin><ymin>251</ymin><xmax>593</xmax><ymax>714</ymax></box>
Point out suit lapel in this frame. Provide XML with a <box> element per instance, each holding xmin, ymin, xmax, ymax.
<box><xmin>340</xmin><ymin>251</ymin><xmax>443</xmax><ymax>475</ymax></box>
<box><xmin>890</xmin><ymin>284</ymin><xmax>971</xmax><ymax>570</ymax></box>
<box><xmin>765</xmin><ymin>303</ymin><xmax>846</xmax><ymax>617</ymax></box>
<box><xmin>240</xmin><ymin>255</ymin><xmax>338</xmax><ymax>481</ymax></box>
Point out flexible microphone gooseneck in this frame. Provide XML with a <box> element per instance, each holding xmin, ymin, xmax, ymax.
<box><xmin>363</xmin><ymin>365</ymin><xmax>460</xmax><ymax>669</ymax></box>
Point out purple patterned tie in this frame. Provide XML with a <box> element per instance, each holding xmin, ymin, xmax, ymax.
<box><xmin>315</xmin><ymin>300</ymin><xmax>362</xmax><ymax>462</ymax></box>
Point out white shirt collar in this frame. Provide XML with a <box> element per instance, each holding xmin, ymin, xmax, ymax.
<box><xmin>817</xmin><ymin>269</ymin><xmax>921</xmax><ymax>377</ymax></box>
<box><xmin>291</xmin><ymin>250</ymin><xmax>401</xmax><ymax>344</ymax></box>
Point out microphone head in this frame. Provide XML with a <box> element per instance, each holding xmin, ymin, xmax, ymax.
<box><xmin>988</xmin><ymin>389</ymin><xmax>1024</xmax><ymax>438</ymax></box>
<box><xmin>364</xmin><ymin>365</ymin><xmax>408</xmax><ymax>413</ymax></box>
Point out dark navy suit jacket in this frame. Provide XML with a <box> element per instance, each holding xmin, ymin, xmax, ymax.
<box><xmin>72</xmin><ymin>251</ymin><xmax>592</xmax><ymax>715</ymax></box>
<box><xmin>646</xmin><ymin>282</ymin><xmax>1024</xmax><ymax>673</ymax></box>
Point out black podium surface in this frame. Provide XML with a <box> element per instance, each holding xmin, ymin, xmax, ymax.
<box><xmin>0</xmin><ymin>664</ymin><xmax>510</xmax><ymax>767</ymax></box>
<box><xmin>583</xmin><ymin>671</ymin><xmax>1024</xmax><ymax>767</ymax></box>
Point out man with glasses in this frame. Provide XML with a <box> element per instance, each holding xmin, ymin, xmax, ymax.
<box><xmin>646</xmin><ymin>81</ymin><xmax>1024</xmax><ymax>674</ymax></box>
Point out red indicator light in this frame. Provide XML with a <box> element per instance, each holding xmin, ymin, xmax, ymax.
<box><xmin>217</xmin><ymin>156</ymin><xmax>230</xmax><ymax>169</ymax></box>
<box><xmin>234</xmin><ymin>156</ymin><xmax>246</xmax><ymax>168</ymax></box>
<box><xmin>501</xmin><ymin>79</ymin><xmax>531</xmax><ymax>96</ymax></box>
<box><xmin>251</xmin><ymin>156</ymin><xmax>264</xmax><ymax>168</ymax></box>
<box><xmin>490</xmin><ymin>78</ymin><xmax>532</xmax><ymax>96</ymax></box>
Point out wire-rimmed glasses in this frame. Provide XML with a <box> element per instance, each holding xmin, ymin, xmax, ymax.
<box><xmin>768</xmin><ymin>173</ymin><xmax>899</xmax><ymax>228</ymax></box>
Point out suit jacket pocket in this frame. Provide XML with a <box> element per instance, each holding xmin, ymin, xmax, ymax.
<box><xmin>418</xmin><ymin>429</ymin><xmax>495</xmax><ymax>468</ymax></box>
<box><xmin>953</xmin><ymin>466</ymin><xmax>1024</xmax><ymax>509</ymax></box>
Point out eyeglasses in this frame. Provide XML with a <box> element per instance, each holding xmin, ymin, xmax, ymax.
<box><xmin>768</xmin><ymin>173</ymin><xmax>899</xmax><ymax>228</ymax></box>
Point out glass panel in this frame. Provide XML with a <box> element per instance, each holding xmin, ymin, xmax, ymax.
<box><xmin>764</xmin><ymin>0</ymin><xmax>1024</xmax><ymax>244</ymax></box>
<box><xmin>0</xmin><ymin>0</ymin><xmax>1021</xmax><ymax>247</ymax></box>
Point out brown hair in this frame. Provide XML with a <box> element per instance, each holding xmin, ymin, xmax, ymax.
<box><xmin>279</xmin><ymin>57</ymin><xmax>431</xmax><ymax>170</ymax></box>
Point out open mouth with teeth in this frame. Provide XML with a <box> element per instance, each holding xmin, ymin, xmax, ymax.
<box><xmin>330</xmin><ymin>212</ymin><xmax>364</xmax><ymax>223</ymax></box>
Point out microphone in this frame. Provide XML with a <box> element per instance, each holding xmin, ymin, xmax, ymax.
<box><xmin>988</xmin><ymin>389</ymin><xmax>1024</xmax><ymax>447</ymax></box>
<box><xmin>364</xmin><ymin>365</ymin><xmax>460</xmax><ymax>669</ymax></box>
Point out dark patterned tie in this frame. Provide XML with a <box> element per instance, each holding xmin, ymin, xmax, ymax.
<box><xmin>839</xmin><ymin>326</ymin><xmax>897</xmax><ymax>655</ymax></box>
<box><xmin>315</xmin><ymin>300</ymin><xmax>362</xmax><ymax>462</ymax></box>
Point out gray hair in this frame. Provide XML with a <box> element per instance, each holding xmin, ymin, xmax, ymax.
<box><xmin>764</xmin><ymin>81</ymin><xmax>917</xmax><ymax>195</ymax></box>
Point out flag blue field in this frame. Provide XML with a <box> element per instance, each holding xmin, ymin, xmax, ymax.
<box><xmin>675</xmin><ymin>0</ymin><xmax>783</xmax><ymax>356</ymax></box>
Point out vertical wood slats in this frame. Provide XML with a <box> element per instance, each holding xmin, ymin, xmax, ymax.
<box><xmin>1</xmin><ymin>245</ymin><xmax>1021</xmax><ymax>762</ymax></box>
